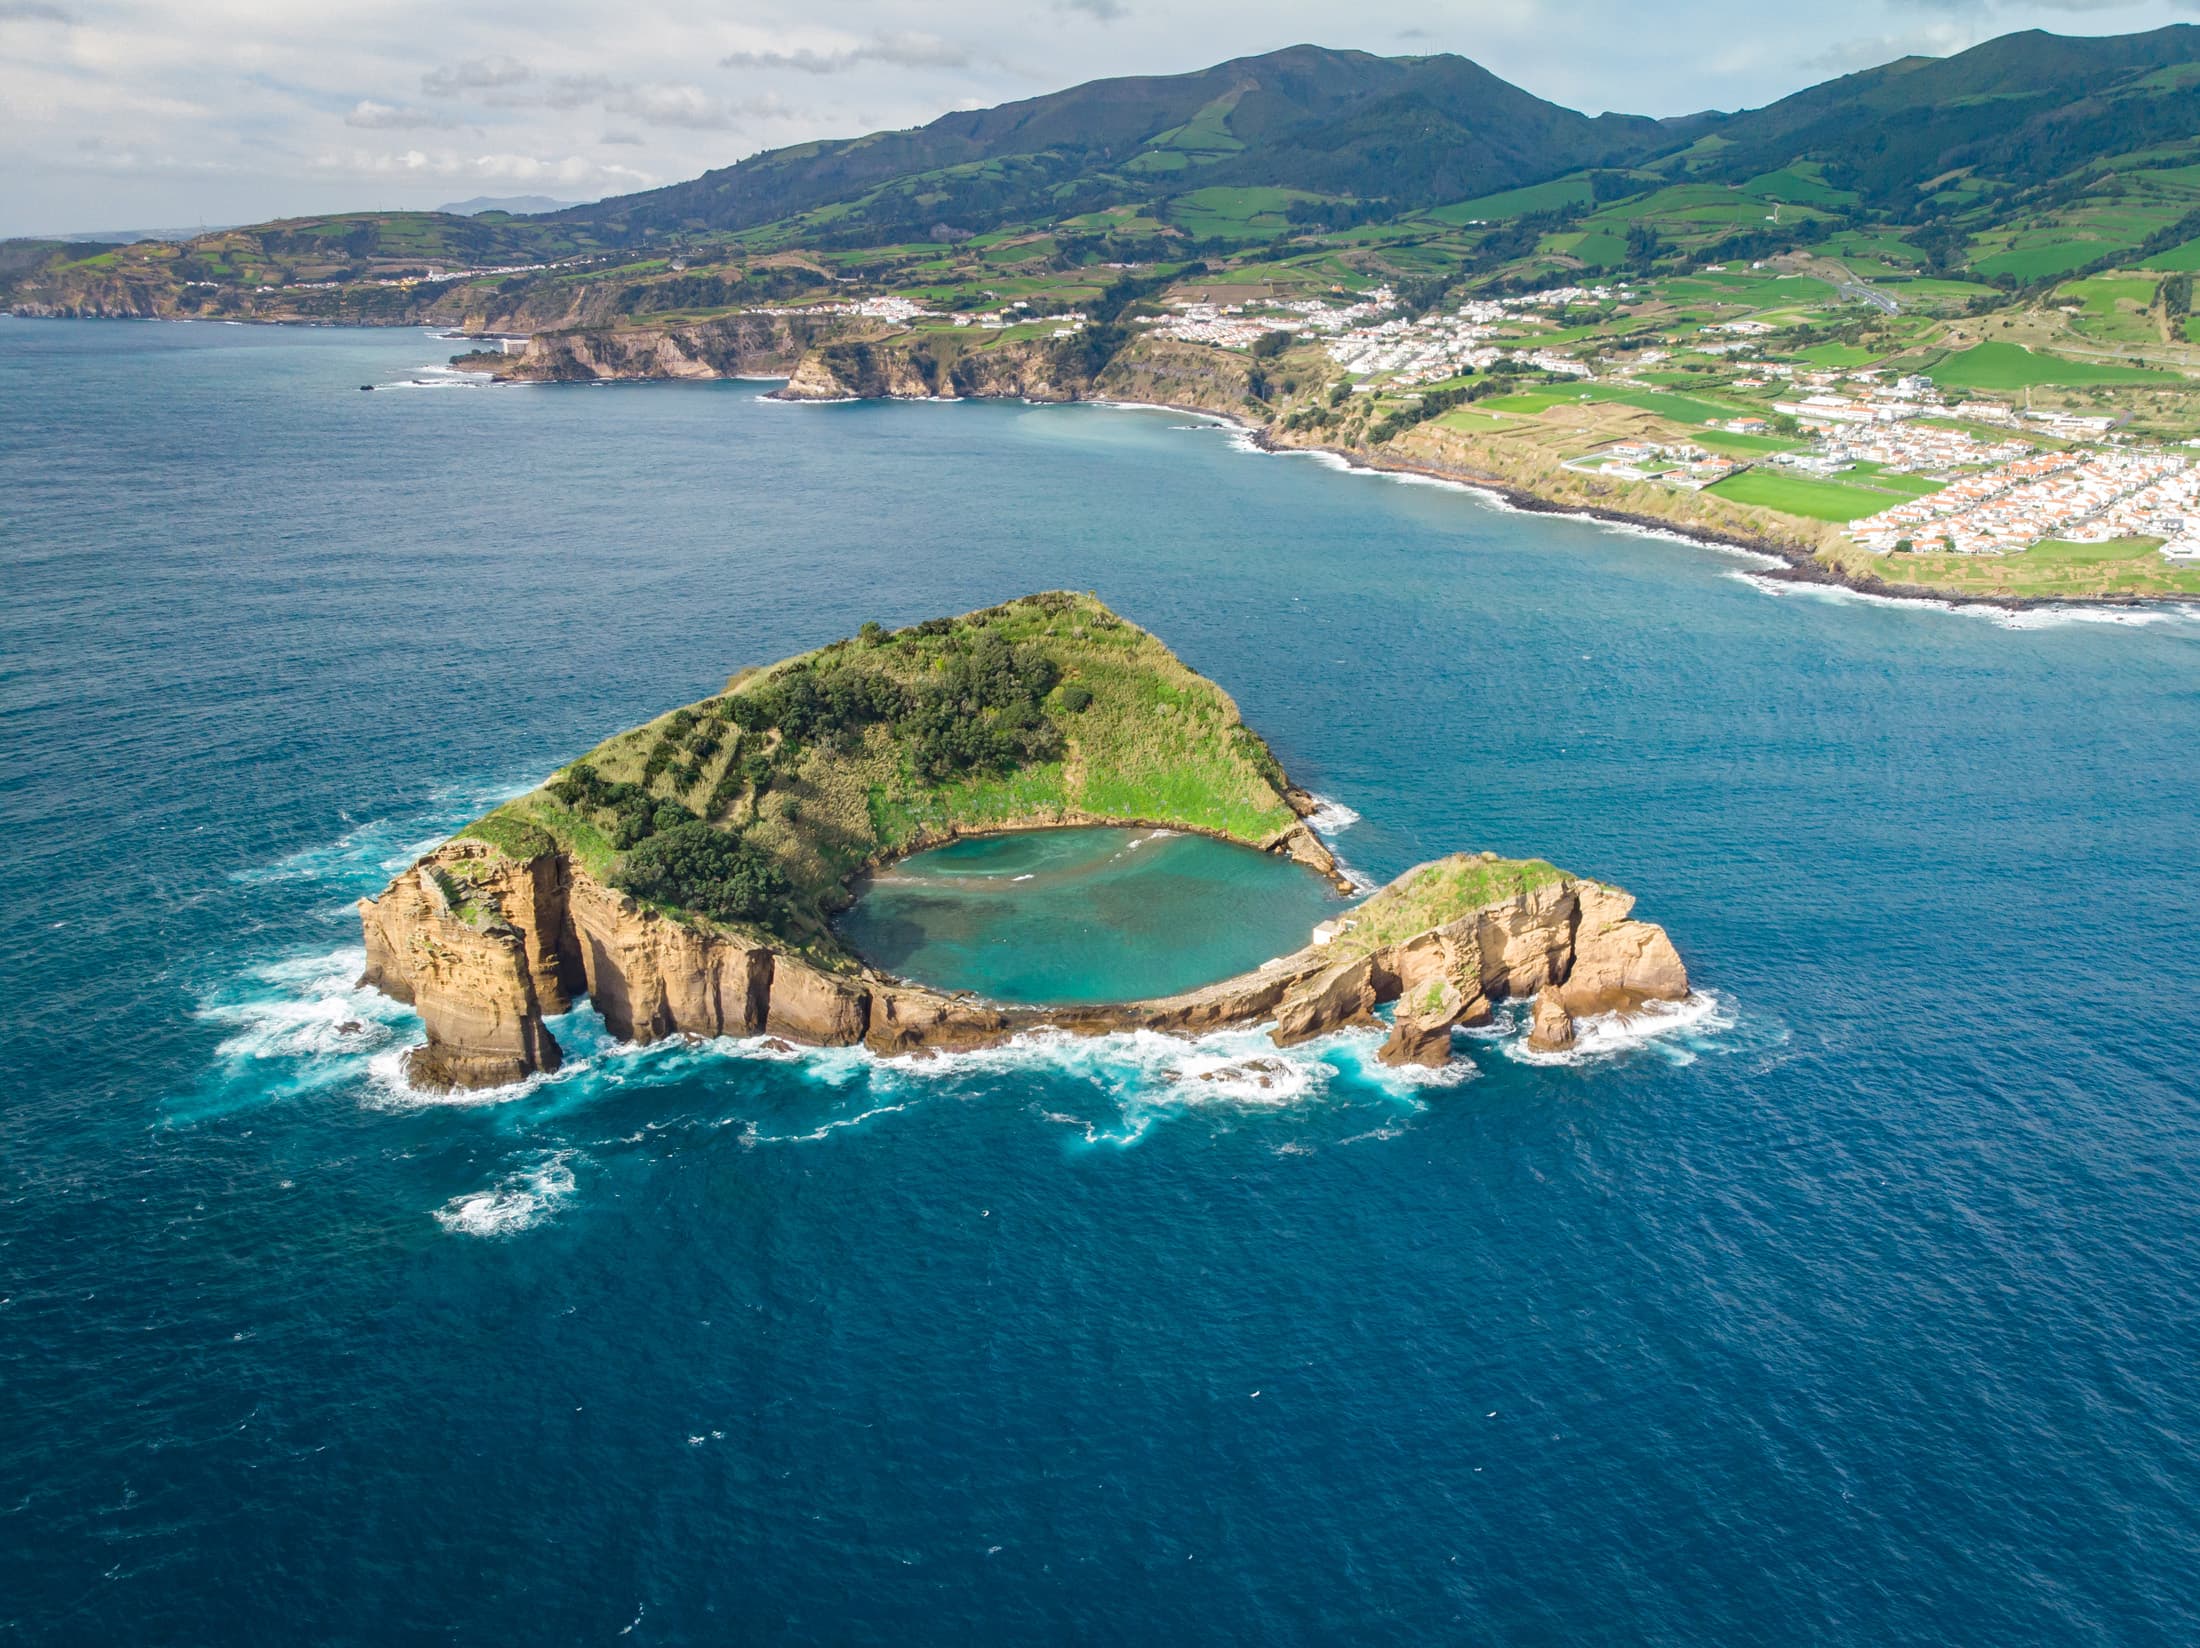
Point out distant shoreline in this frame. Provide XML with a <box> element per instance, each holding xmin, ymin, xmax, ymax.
<box><xmin>1102</xmin><ymin>397</ymin><xmax>2200</xmax><ymax>617</ymax></box>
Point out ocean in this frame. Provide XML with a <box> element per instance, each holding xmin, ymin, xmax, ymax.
<box><xmin>3</xmin><ymin>318</ymin><xmax>2198</xmax><ymax>1645</ymax></box>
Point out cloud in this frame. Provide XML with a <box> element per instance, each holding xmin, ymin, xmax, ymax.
<box><xmin>344</xmin><ymin>99</ymin><xmax>459</xmax><ymax>131</ymax></box>
<box><xmin>421</xmin><ymin>55</ymin><xmax>533</xmax><ymax>97</ymax></box>
<box><xmin>721</xmin><ymin>32</ymin><xmax>975</xmax><ymax>74</ymax></box>
<box><xmin>411</xmin><ymin>59</ymin><xmax>786</xmax><ymax>131</ymax></box>
<box><xmin>0</xmin><ymin>0</ymin><xmax>74</xmax><ymax>19</ymax></box>
<box><xmin>1058</xmin><ymin>0</ymin><xmax>1129</xmax><ymax>20</ymax></box>
<box><xmin>600</xmin><ymin>129</ymin><xmax>645</xmax><ymax>146</ymax></box>
<box><xmin>601</xmin><ymin>82</ymin><xmax>747</xmax><ymax>130</ymax></box>
<box><xmin>314</xmin><ymin>146</ymin><xmax>654</xmax><ymax>189</ymax></box>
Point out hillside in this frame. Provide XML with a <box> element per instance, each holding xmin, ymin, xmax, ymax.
<box><xmin>457</xmin><ymin>591</ymin><xmax>1324</xmax><ymax>963</ymax></box>
<box><xmin>549</xmin><ymin>46</ymin><xmax>1665</xmax><ymax>243</ymax></box>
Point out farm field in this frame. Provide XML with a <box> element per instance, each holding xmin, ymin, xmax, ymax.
<box><xmin>1709</xmin><ymin>468</ymin><xmax>1940</xmax><ymax>522</ymax></box>
<box><xmin>1928</xmin><ymin>342</ymin><xmax>2187</xmax><ymax>390</ymax></box>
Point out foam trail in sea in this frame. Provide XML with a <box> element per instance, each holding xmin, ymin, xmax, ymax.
<box><xmin>232</xmin><ymin>778</ymin><xmax>536</xmax><ymax>891</ymax></box>
<box><xmin>190</xmin><ymin>946</ymin><xmax>418</xmax><ymax>1109</ymax></box>
<box><xmin>433</xmin><ymin>1150</ymin><xmax>579</xmax><ymax>1237</ymax></box>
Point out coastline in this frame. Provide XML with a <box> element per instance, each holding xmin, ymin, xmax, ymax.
<box><xmin>19</xmin><ymin>307</ymin><xmax>2191</xmax><ymax>614</ymax></box>
<box><xmin>1204</xmin><ymin>404</ymin><xmax>2200</xmax><ymax>616</ymax></box>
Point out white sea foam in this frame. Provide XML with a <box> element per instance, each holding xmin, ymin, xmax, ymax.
<box><xmin>1499</xmin><ymin>990</ymin><xmax>1735</xmax><ymax>1068</ymax></box>
<box><xmin>1729</xmin><ymin>570</ymin><xmax>2200</xmax><ymax>631</ymax></box>
<box><xmin>1300</xmin><ymin>794</ymin><xmax>1361</xmax><ymax>834</ymax></box>
<box><xmin>433</xmin><ymin>1150</ymin><xmax>577</xmax><ymax>1237</ymax></box>
<box><xmin>748</xmin><ymin>1100</ymin><xmax>914</xmax><ymax>1144</ymax></box>
<box><xmin>376</xmin><ymin>364</ymin><xmax>490</xmax><ymax>391</ymax></box>
<box><xmin>233</xmin><ymin>777</ymin><xmax>534</xmax><ymax>889</ymax></box>
<box><xmin>198</xmin><ymin>946</ymin><xmax>410</xmax><ymax>1071</ymax></box>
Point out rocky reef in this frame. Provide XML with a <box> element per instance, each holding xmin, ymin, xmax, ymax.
<box><xmin>357</xmin><ymin>595</ymin><xmax>1688</xmax><ymax>1088</ymax></box>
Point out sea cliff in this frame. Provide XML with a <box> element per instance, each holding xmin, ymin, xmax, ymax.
<box><xmin>357</xmin><ymin>593</ymin><xmax>1688</xmax><ymax>1087</ymax></box>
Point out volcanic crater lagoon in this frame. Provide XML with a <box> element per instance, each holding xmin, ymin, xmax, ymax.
<box><xmin>8</xmin><ymin>320</ymin><xmax>2200</xmax><ymax>1644</ymax></box>
<box><xmin>838</xmin><ymin>828</ymin><xmax>1351</xmax><ymax>1004</ymax></box>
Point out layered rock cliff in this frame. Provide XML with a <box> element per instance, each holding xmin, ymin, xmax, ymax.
<box><xmin>495</xmin><ymin>311</ymin><xmax>866</xmax><ymax>383</ymax></box>
<box><xmin>359</xmin><ymin>840</ymin><xmax>1686</xmax><ymax>1087</ymax></box>
<box><xmin>477</xmin><ymin>316</ymin><xmax>1260</xmax><ymax>416</ymax></box>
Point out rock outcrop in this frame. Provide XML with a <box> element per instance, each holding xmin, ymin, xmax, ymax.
<box><xmin>359</xmin><ymin>843</ymin><xmax>1689</xmax><ymax>1090</ymax></box>
<box><xmin>775</xmin><ymin>335</ymin><xmax>1087</xmax><ymax>402</ymax></box>
<box><xmin>497</xmin><ymin>311</ymin><xmax>858</xmax><ymax>383</ymax></box>
<box><xmin>1528</xmin><ymin>992</ymin><xmax>1577</xmax><ymax>1052</ymax></box>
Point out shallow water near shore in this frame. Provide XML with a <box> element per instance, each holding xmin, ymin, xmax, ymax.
<box><xmin>5</xmin><ymin>319</ymin><xmax>2200</xmax><ymax>1644</ymax></box>
<box><xmin>837</xmin><ymin>827</ymin><xmax>1349</xmax><ymax>1004</ymax></box>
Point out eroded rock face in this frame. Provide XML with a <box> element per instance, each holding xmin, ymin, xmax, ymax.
<box><xmin>357</xmin><ymin>852</ymin><xmax>564</xmax><ymax>1089</ymax></box>
<box><xmin>1556</xmin><ymin>882</ymin><xmax>1689</xmax><ymax>1013</ymax></box>
<box><xmin>359</xmin><ymin>846</ymin><xmax>1691</xmax><ymax>1091</ymax></box>
<box><xmin>1529</xmin><ymin>992</ymin><xmax>1577</xmax><ymax>1052</ymax></box>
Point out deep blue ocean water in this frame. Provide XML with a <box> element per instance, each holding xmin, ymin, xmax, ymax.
<box><xmin>837</xmin><ymin>828</ymin><xmax>1349</xmax><ymax>1005</ymax></box>
<box><xmin>4</xmin><ymin>319</ymin><xmax>2199</xmax><ymax>1645</ymax></box>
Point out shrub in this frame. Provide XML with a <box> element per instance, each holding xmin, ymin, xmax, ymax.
<box><xmin>1057</xmin><ymin>684</ymin><xmax>1093</xmax><ymax>712</ymax></box>
<box><xmin>614</xmin><ymin>822</ymin><xmax>787</xmax><ymax>922</ymax></box>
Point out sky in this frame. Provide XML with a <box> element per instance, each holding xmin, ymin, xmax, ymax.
<box><xmin>7</xmin><ymin>0</ymin><xmax>2200</xmax><ymax>236</ymax></box>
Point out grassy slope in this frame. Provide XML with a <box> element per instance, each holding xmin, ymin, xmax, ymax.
<box><xmin>1325</xmin><ymin>857</ymin><xmax>1566</xmax><ymax>962</ymax></box>
<box><xmin>1931</xmin><ymin>341</ymin><xmax>2187</xmax><ymax>390</ymax></box>
<box><xmin>462</xmin><ymin>593</ymin><xmax>1305</xmax><ymax>959</ymax></box>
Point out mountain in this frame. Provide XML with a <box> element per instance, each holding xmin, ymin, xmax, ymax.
<box><xmin>437</xmin><ymin>195</ymin><xmax>583</xmax><ymax>217</ymax></box>
<box><xmin>23</xmin><ymin>26</ymin><xmax>2200</xmax><ymax>320</ymax></box>
<box><xmin>1683</xmin><ymin>25</ymin><xmax>2200</xmax><ymax>207</ymax></box>
<box><xmin>552</xmin><ymin>45</ymin><xmax>1686</xmax><ymax>241</ymax></box>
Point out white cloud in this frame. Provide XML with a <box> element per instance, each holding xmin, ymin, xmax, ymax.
<box><xmin>421</xmin><ymin>54</ymin><xmax>532</xmax><ymax>96</ymax></box>
<box><xmin>344</xmin><ymin>98</ymin><xmax>459</xmax><ymax>130</ymax></box>
<box><xmin>722</xmin><ymin>32</ymin><xmax>977</xmax><ymax>74</ymax></box>
<box><xmin>314</xmin><ymin>146</ymin><xmax>655</xmax><ymax>188</ymax></box>
<box><xmin>12</xmin><ymin>0</ymin><xmax>2200</xmax><ymax>235</ymax></box>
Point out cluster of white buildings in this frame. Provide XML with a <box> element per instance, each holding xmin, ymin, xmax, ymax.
<box><xmin>1140</xmin><ymin>286</ymin><xmax>1399</xmax><ymax>350</ymax></box>
<box><xmin>1818</xmin><ymin>421</ymin><xmax>2033</xmax><ymax>474</ymax></box>
<box><xmin>1952</xmin><ymin>402</ymin><xmax>2120</xmax><ymax>441</ymax></box>
<box><xmin>1773</xmin><ymin>373</ymin><xmax>1949</xmax><ymax>429</ymax></box>
<box><xmin>1321</xmin><ymin>291</ymin><xmax>1616</xmax><ymax>385</ymax></box>
<box><xmin>1850</xmin><ymin>451</ymin><xmax>2200</xmax><ymax>556</ymax></box>
<box><xmin>1143</xmin><ymin>304</ymin><xmax>1298</xmax><ymax>349</ymax></box>
<box><xmin>1563</xmin><ymin>441</ymin><xmax>1738</xmax><ymax>490</ymax></box>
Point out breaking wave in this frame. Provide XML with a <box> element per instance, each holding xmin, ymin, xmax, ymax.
<box><xmin>1489</xmin><ymin>990</ymin><xmax>1740</xmax><ymax>1068</ymax></box>
<box><xmin>1300</xmin><ymin>794</ymin><xmax>1362</xmax><ymax>835</ymax></box>
<box><xmin>434</xmin><ymin>1150</ymin><xmax>578</xmax><ymax>1237</ymax></box>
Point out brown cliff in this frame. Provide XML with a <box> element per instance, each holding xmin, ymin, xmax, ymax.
<box><xmin>359</xmin><ymin>843</ymin><xmax>1688</xmax><ymax>1089</ymax></box>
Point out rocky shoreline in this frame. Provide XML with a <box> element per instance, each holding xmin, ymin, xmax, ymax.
<box><xmin>350</xmin><ymin>590</ymin><xmax>1692</xmax><ymax>1090</ymax></box>
<box><xmin>1250</xmin><ymin>432</ymin><xmax>2200</xmax><ymax>615</ymax></box>
<box><xmin>463</xmin><ymin>320</ymin><xmax>2200</xmax><ymax>616</ymax></box>
<box><xmin>359</xmin><ymin>828</ymin><xmax>1689</xmax><ymax>1089</ymax></box>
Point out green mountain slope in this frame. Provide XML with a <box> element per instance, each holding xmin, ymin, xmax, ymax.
<box><xmin>550</xmin><ymin>45</ymin><xmax>1669</xmax><ymax>242</ymax></box>
<box><xmin>1686</xmin><ymin>26</ymin><xmax>2200</xmax><ymax>206</ymax></box>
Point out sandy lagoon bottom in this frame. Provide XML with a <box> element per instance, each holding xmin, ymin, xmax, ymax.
<box><xmin>836</xmin><ymin>826</ymin><xmax>1351</xmax><ymax>1006</ymax></box>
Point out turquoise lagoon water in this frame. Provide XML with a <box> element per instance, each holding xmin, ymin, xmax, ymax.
<box><xmin>5</xmin><ymin>319</ymin><xmax>2200</xmax><ymax>1644</ymax></box>
<box><xmin>837</xmin><ymin>828</ymin><xmax>1348</xmax><ymax>1004</ymax></box>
